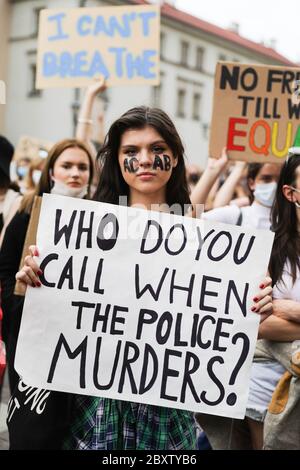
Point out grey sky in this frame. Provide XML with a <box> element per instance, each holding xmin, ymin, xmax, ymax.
<box><xmin>175</xmin><ymin>0</ymin><xmax>300</xmax><ymax>63</ymax></box>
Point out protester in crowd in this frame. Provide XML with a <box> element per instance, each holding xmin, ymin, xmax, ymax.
<box><xmin>15</xmin><ymin>107</ymin><xmax>273</xmax><ymax>450</ymax></box>
<box><xmin>0</xmin><ymin>136</ymin><xmax>21</xmax><ymax>243</ymax></box>
<box><xmin>24</xmin><ymin>155</ymin><xmax>47</xmax><ymax>192</ymax></box>
<box><xmin>191</xmin><ymin>149</ymin><xmax>281</xmax><ymax>229</ymax></box>
<box><xmin>14</xmin><ymin>156</ymin><xmax>31</xmax><ymax>194</ymax></box>
<box><xmin>195</xmin><ymin>148</ymin><xmax>300</xmax><ymax>450</ymax></box>
<box><xmin>245</xmin><ymin>147</ymin><xmax>300</xmax><ymax>450</ymax></box>
<box><xmin>0</xmin><ymin>139</ymin><xmax>94</xmax><ymax>395</ymax></box>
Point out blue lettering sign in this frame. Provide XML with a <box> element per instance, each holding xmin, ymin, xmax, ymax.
<box><xmin>138</xmin><ymin>11</ymin><xmax>157</xmax><ymax>37</ymax></box>
<box><xmin>109</xmin><ymin>47</ymin><xmax>126</xmax><ymax>77</ymax></box>
<box><xmin>47</xmin><ymin>13</ymin><xmax>69</xmax><ymax>41</ymax></box>
<box><xmin>77</xmin><ymin>15</ymin><xmax>93</xmax><ymax>36</ymax></box>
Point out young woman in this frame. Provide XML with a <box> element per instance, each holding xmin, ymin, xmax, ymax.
<box><xmin>245</xmin><ymin>148</ymin><xmax>300</xmax><ymax>450</ymax></box>
<box><xmin>0</xmin><ymin>139</ymin><xmax>94</xmax><ymax>393</ymax></box>
<box><xmin>200</xmin><ymin>161</ymin><xmax>281</xmax><ymax>229</ymax></box>
<box><xmin>15</xmin><ymin>107</ymin><xmax>273</xmax><ymax>450</ymax></box>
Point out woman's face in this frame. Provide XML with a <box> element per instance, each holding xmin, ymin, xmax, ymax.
<box><xmin>52</xmin><ymin>147</ymin><xmax>90</xmax><ymax>188</ymax></box>
<box><xmin>283</xmin><ymin>164</ymin><xmax>300</xmax><ymax>206</ymax></box>
<box><xmin>118</xmin><ymin>126</ymin><xmax>177</xmax><ymax>199</ymax></box>
<box><xmin>248</xmin><ymin>163</ymin><xmax>281</xmax><ymax>191</ymax></box>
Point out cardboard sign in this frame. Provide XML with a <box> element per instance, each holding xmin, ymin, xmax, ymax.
<box><xmin>14</xmin><ymin>196</ymin><xmax>42</xmax><ymax>297</ymax></box>
<box><xmin>36</xmin><ymin>5</ymin><xmax>160</xmax><ymax>89</ymax></box>
<box><xmin>210</xmin><ymin>62</ymin><xmax>300</xmax><ymax>163</ymax></box>
<box><xmin>15</xmin><ymin>194</ymin><xmax>274</xmax><ymax>419</ymax></box>
<box><xmin>13</xmin><ymin>136</ymin><xmax>53</xmax><ymax>162</ymax></box>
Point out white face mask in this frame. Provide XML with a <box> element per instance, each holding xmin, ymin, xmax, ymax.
<box><xmin>254</xmin><ymin>182</ymin><xmax>277</xmax><ymax>208</ymax></box>
<box><xmin>32</xmin><ymin>169</ymin><xmax>42</xmax><ymax>185</ymax></box>
<box><xmin>50</xmin><ymin>178</ymin><xmax>88</xmax><ymax>199</ymax></box>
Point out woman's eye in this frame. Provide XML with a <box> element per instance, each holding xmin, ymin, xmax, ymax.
<box><xmin>153</xmin><ymin>147</ymin><xmax>164</xmax><ymax>154</ymax></box>
<box><xmin>124</xmin><ymin>150</ymin><xmax>137</xmax><ymax>156</ymax></box>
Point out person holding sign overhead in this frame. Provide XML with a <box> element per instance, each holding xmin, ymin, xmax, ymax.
<box><xmin>16</xmin><ymin>106</ymin><xmax>273</xmax><ymax>450</ymax></box>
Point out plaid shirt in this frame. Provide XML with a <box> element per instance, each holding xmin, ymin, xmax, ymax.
<box><xmin>63</xmin><ymin>396</ymin><xmax>197</xmax><ymax>450</ymax></box>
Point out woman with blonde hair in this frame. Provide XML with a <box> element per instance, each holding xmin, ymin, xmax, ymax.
<box><xmin>0</xmin><ymin>138</ymin><xmax>94</xmax><ymax>394</ymax></box>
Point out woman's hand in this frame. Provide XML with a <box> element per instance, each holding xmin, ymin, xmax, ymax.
<box><xmin>251</xmin><ymin>276</ymin><xmax>272</xmax><ymax>323</ymax></box>
<box><xmin>86</xmin><ymin>76</ymin><xmax>107</xmax><ymax>97</ymax></box>
<box><xmin>206</xmin><ymin>147</ymin><xmax>228</xmax><ymax>174</ymax></box>
<box><xmin>15</xmin><ymin>245</ymin><xmax>43</xmax><ymax>291</ymax></box>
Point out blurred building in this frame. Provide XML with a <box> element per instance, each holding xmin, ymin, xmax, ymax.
<box><xmin>0</xmin><ymin>0</ymin><xmax>295</xmax><ymax>166</ymax></box>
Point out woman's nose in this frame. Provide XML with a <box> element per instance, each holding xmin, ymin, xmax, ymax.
<box><xmin>70</xmin><ymin>166</ymin><xmax>80</xmax><ymax>177</ymax></box>
<box><xmin>138</xmin><ymin>149</ymin><xmax>152</xmax><ymax>167</ymax></box>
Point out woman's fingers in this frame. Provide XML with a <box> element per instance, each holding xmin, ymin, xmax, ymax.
<box><xmin>256</xmin><ymin>301</ymin><xmax>273</xmax><ymax>323</ymax></box>
<box><xmin>15</xmin><ymin>245</ymin><xmax>42</xmax><ymax>288</ymax></box>
<box><xmin>16</xmin><ymin>265</ymin><xmax>41</xmax><ymax>287</ymax></box>
<box><xmin>259</xmin><ymin>276</ymin><xmax>272</xmax><ymax>289</ymax></box>
<box><xmin>29</xmin><ymin>245</ymin><xmax>39</xmax><ymax>257</ymax></box>
<box><xmin>251</xmin><ymin>281</ymin><xmax>272</xmax><ymax>321</ymax></box>
<box><xmin>24</xmin><ymin>254</ymin><xmax>40</xmax><ymax>274</ymax></box>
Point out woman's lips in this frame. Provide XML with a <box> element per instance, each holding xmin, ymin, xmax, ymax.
<box><xmin>137</xmin><ymin>172</ymin><xmax>155</xmax><ymax>181</ymax></box>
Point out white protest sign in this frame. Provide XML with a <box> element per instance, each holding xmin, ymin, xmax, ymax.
<box><xmin>15</xmin><ymin>194</ymin><xmax>274</xmax><ymax>419</ymax></box>
<box><xmin>36</xmin><ymin>5</ymin><xmax>160</xmax><ymax>88</ymax></box>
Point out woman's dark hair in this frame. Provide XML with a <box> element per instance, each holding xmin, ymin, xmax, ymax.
<box><xmin>93</xmin><ymin>106</ymin><xmax>191</xmax><ymax>214</ymax></box>
<box><xmin>0</xmin><ymin>168</ymin><xmax>19</xmax><ymax>192</ymax></box>
<box><xmin>269</xmin><ymin>154</ymin><xmax>300</xmax><ymax>286</ymax></box>
<box><xmin>19</xmin><ymin>139</ymin><xmax>94</xmax><ymax>214</ymax></box>
<box><xmin>247</xmin><ymin>163</ymin><xmax>263</xmax><ymax>203</ymax></box>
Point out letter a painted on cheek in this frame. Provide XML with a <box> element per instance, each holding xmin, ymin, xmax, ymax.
<box><xmin>124</xmin><ymin>157</ymin><xmax>138</xmax><ymax>173</ymax></box>
<box><xmin>153</xmin><ymin>155</ymin><xmax>164</xmax><ymax>171</ymax></box>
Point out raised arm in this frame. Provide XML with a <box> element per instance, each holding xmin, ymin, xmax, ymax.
<box><xmin>213</xmin><ymin>160</ymin><xmax>247</xmax><ymax>208</ymax></box>
<box><xmin>76</xmin><ymin>77</ymin><xmax>107</xmax><ymax>155</ymax></box>
<box><xmin>190</xmin><ymin>147</ymin><xmax>228</xmax><ymax>217</ymax></box>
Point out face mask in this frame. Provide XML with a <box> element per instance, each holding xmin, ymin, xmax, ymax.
<box><xmin>32</xmin><ymin>169</ymin><xmax>42</xmax><ymax>185</ymax></box>
<box><xmin>50</xmin><ymin>179</ymin><xmax>88</xmax><ymax>199</ymax></box>
<box><xmin>16</xmin><ymin>166</ymin><xmax>28</xmax><ymax>180</ymax></box>
<box><xmin>253</xmin><ymin>182</ymin><xmax>277</xmax><ymax>208</ymax></box>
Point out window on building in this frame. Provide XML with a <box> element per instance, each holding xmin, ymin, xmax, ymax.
<box><xmin>160</xmin><ymin>32</ymin><xmax>166</xmax><ymax>59</ymax></box>
<box><xmin>28</xmin><ymin>63</ymin><xmax>41</xmax><ymax>97</ymax></box>
<box><xmin>177</xmin><ymin>89</ymin><xmax>186</xmax><ymax>118</ymax></box>
<box><xmin>180</xmin><ymin>41</ymin><xmax>189</xmax><ymax>66</ymax></box>
<box><xmin>152</xmin><ymin>83</ymin><xmax>162</xmax><ymax>107</ymax></box>
<box><xmin>33</xmin><ymin>6</ymin><xmax>45</xmax><ymax>35</ymax></box>
<box><xmin>196</xmin><ymin>47</ymin><xmax>204</xmax><ymax>71</ymax></box>
<box><xmin>192</xmin><ymin>93</ymin><xmax>201</xmax><ymax>120</ymax></box>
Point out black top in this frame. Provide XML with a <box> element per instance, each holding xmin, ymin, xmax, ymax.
<box><xmin>0</xmin><ymin>211</ymin><xmax>29</xmax><ymax>304</ymax></box>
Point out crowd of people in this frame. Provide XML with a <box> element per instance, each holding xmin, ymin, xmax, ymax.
<box><xmin>0</xmin><ymin>78</ymin><xmax>299</xmax><ymax>450</ymax></box>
